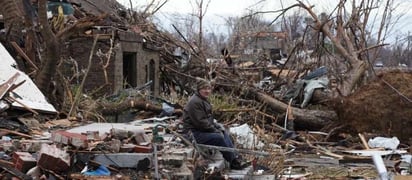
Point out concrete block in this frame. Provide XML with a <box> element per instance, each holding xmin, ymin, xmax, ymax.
<box><xmin>159</xmin><ymin>154</ymin><xmax>185</xmax><ymax>168</ymax></box>
<box><xmin>163</xmin><ymin>147</ymin><xmax>194</xmax><ymax>160</ymax></box>
<box><xmin>83</xmin><ymin>131</ymin><xmax>100</xmax><ymax>140</ymax></box>
<box><xmin>134</xmin><ymin>132</ymin><xmax>150</xmax><ymax>144</ymax></box>
<box><xmin>67</xmin><ymin>123</ymin><xmax>146</xmax><ymax>140</ymax></box>
<box><xmin>226</xmin><ymin>165</ymin><xmax>254</xmax><ymax>180</ymax></box>
<box><xmin>248</xmin><ymin>175</ymin><xmax>276</xmax><ymax>180</ymax></box>
<box><xmin>171</xmin><ymin>164</ymin><xmax>193</xmax><ymax>180</ymax></box>
<box><xmin>93</xmin><ymin>153</ymin><xmax>152</xmax><ymax>169</ymax></box>
<box><xmin>18</xmin><ymin>140</ymin><xmax>53</xmax><ymax>152</ymax></box>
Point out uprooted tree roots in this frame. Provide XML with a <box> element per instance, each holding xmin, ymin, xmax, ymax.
<box><xmin>334</xmin><ymin>70</ymin><xmax>412</xmax><ymax>142</ymax></box>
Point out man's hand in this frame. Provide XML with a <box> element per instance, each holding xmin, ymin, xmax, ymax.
<box><xmin>214</xmin><ymin>122</ymin><xmax>226</xmax><ymax>132</ymax></box>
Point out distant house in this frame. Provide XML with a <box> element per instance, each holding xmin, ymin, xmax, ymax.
<box><xmin>237</xmin><ymin>31</ymin><xmax>288</xmax><ymax>62</ymax></box>
<box><xmin>374</xmin><ymin>62</ymin><xmax>384</xmax><ymax>68</ymax></box>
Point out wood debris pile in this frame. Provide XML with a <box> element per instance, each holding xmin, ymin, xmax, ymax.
<box><xmin>0</xmin><ymin>0</ymin><xmax>411</xmax><ymax>179</ymax></box>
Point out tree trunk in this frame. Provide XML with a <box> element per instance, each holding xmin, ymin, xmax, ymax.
<box><xmin>0</xmin><ymin>0</ymin><xmax>24</xmax><ymax>42</ymax></box>
<box><xmin>297</xmin><ymin>1</ymin><xmax>369</xmax><ymax>96</ymax></box>
<box><xmin>254</xmin><ymin>91</ymin><xmax>336</xmax><ymax>130</ymax></box>
<box><xmin>0</xmin><ymin>0</ymin><xmax>29</xmax><ymax>72</ymax></box>
<box><xmin>35</xmin><ymin>0</ymin><xmax>60</xmax><ymax>95</ymax></box>
<box><xmin>339</xmin><ymin>61</ymin><xmax>367</xmax><ymax>95</ymax></box>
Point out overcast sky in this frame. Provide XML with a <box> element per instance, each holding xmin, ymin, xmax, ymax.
<box><xmin>118</xmin><ymin>0</ymin><xmax>412</xmax><ymax>44</ymax></box>
<box><xmin>119</xmin><ymin>0</ymin><xmax>338</xmax><ymax>15</ymax></box>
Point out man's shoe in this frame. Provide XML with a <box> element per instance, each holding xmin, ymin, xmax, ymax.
<box><xmin>230</xmin><ymin>159</ymin><xmax>250</xmax><ymax>170</ymax></box>
<box><xmin>230</xmin><ymin>159</ymin><xmax>243</xmax><ymax>170</ymax></box>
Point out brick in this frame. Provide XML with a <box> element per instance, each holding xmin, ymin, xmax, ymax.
<box><xmin>133</xmin><ymin>145</ymin><xmax>153</xmax><ymax>153</ymax></box>
<box><xmin>51</xmin><ymin>130</ymin><xmax>88</xmax><ymax>148</ymax></box>
<box><xmin>226</xmin><ymin>165</ymin><xmax>254</xmax><ymax>179</ymax></box>
<box><xmin>82</xmin><ymin>131</ymin><xmax>100</xmax><ymax>140</ymax></box>
<box><xmin>120</xmin><ymin>144</ymin><xmax>135</xmax><ymax>152</ymax></box>
<box><xmin>38</xmin><ymin>144</ymin><xmax>70</xmax><ymax>172</ymax></box>
<box><xmin>12</xmin><ymin>152</ymin><xmax>36</xmax><ymax>173</ymax></box>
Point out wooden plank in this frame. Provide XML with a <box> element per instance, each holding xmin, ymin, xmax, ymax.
<box><xmin>358</xmin><ymin>133</ymin><xmax>370</xmax><ymax>149</ymax></box>
<box><xmin>0</xmin><ymin>72</ymin><xmax>20</xmax><ymax>99</ymax></box>
<box><xmin>0</xmin><ymin>160</ymin><xmax>32</xmax><ymax>180</ymax></box>
<box><xmin>10</xmin><ymin>41</ymin><xmax>39</xmax><ymax>71</ymax></box>
<box><xmin>5</xmin><ymin>96</ymin><xmax>39</xmax><ymax>115</ymax></box>
<box><xmin>0</xmin><ymin>128</ymin><xmax>32</xmax><ymax>139</ymax></box>
<box><xmin>394</xmin><ymin>175</ymin><xmax>412</xmax><ymax>180</ymax></box>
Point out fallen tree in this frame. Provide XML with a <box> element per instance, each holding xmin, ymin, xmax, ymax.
<box><xmin>253</xmin><ymin>91</ymin><xmax>336</xmax><ymax>129</ymax></box>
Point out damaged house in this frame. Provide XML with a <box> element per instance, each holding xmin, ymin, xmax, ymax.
<box><xmin>238</xmin><ymin>31</ymin><xmax>288</xmax><ymax>64</ymax></box>
<box><xmin>61</xmin><ymin>0</ymin><xmax>161</xmax><ymax>96</ymax></box>
<box><xmin>2</xmin><ymin>0</ymin><xmax>161</xmax><ymax>98</ymax></box>
<box><xmin>64</xmin><ymin>30</ymin><xmax>161</xmax><ymax>96</ymax></box>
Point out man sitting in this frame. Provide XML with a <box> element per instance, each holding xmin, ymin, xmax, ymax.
<box><xmin>182</xmin><ymin>79</ymin><xmax>244</xmax><ymax>170</ymax></box>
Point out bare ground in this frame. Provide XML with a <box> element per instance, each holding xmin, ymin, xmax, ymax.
<box><xmin>334</xmin><ymin>70</ymin><xmax>412</xmax><ymax>143</ymax></box>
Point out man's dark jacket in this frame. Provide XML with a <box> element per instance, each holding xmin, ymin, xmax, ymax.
<box><xmin>183</xmin><ymin>92</ymin><xmax>218</xmax><ymax>132</ymax></box>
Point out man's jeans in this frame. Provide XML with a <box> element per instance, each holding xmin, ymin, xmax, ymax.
<box><xmin>191</xmin><ymin>130</ymin><xmax>236</xmax><ymax>163</ymax></box>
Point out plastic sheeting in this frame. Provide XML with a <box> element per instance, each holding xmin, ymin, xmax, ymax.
<box><xmin>229</xmin><ymin>124</ymin><xmax>264</xmax><ymax>149</ymax></box>
<box><xmin>301</xmin><ymin>77</ymin><xmax>329</xmax><ymax>108</ymax></box>
<box><xmin>368</xmin><ymin>136</ymin><xmax>400</xmax><ymax>150</ymax></box>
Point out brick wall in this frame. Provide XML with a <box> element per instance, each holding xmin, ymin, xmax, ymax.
<box><xmin>63</xmin><ymin>37</ymin><xmax>116</xmax><ymax>95</ymax></box>
<box><xmin>62</xmin><ymin>33</ymin><xmax>160</xmax><ymax>97</ymax></box>
<box><xmin>114</xmin><ymin>31</ymin><xmax>160</xmax><ymax>96</ymax></box>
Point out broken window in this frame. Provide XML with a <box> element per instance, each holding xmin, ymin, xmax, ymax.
<box><xmin>149</xmin><ymin>59</ymin><xmax>155</xmax><ymax>93</ymax></box>
<box><xmin>145</xmin><ymin>59</ymin><xmax>156</xmax><ymax>94</ymax></box>
<box><xmin>123</xmin><ymin>52</ymin><xmax>137</xmax><ymax>88</ymax></box>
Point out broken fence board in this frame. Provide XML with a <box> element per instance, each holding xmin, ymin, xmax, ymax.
<box><xmin>0</xmin><ymin>160</ymin><xmax>32</xmax><ymax>180</ymax></box>
<box><xmin>0</xmin><ymin>72</ymin><xmax>20</xmax><ymax>100</ymax></box>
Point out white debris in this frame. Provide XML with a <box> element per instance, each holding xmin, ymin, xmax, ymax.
<box><xmin>229</xmin><ymin>123</ymin><xmax>264</xmax><ymax>149</ymax></box>
<box><xmin>368</xmin><ymin>136</ymin><xmax>400</xmax><ymax>150</ymax></box>
<box><xmin>0</xmin><ymin>43</ymin><xmax>56</xmax><ymax>113</ymax></box>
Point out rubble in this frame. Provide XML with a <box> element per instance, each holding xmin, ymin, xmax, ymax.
<box><xmin>0</xmin><ymin>0</ymin><xmax>411</xmax><ymax>179</ymax></box>
<box><xmin>38</xmin><ymin>144</ymin><xmax>70</xmax><ymax>172</ymax></box>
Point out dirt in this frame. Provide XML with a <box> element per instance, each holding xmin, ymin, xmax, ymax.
<box><xmin>335</xmin><ymin>70</ymin><xmax>412</xmax><ymax>143</ymax></box>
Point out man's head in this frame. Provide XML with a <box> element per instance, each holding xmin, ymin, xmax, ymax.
<box><xmin>196</xmin><ymin>79</ymin><xmax>212</xmax><ymax>98</ymax></box>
